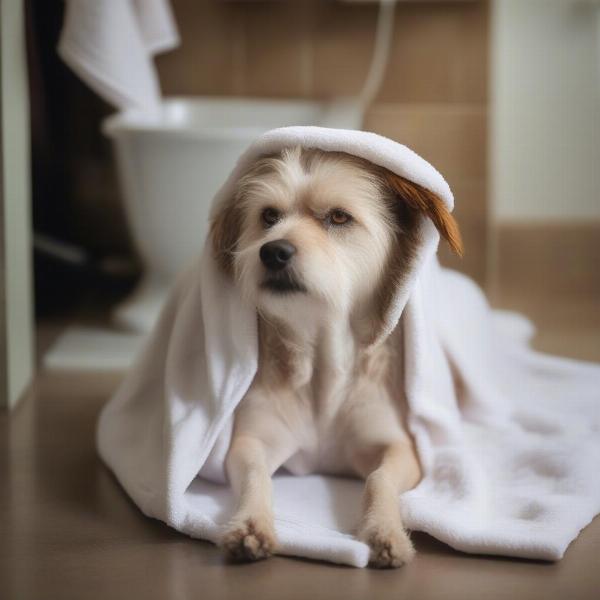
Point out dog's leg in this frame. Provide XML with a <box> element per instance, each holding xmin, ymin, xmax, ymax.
<box><xmin>222</xmin><ymin>435</ymin><xmax>277</xmax><ymax>561</ymax></box>
<box><xmin>221</xmin><ymin>408</ymin><xmax>297</xmax><ymax>562</ymax></box>
<box><xmin>351</xmin><ymin>441</ymin><xmax>420</xmax><ymax>568</ymax></box>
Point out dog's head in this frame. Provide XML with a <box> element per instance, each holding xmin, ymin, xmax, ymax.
<box><xmin>211</xmin><ymin>146</ymin><xmax>462</xmax><ymax>334</ymax></box>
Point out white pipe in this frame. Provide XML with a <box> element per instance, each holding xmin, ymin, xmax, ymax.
<box><xmin>359</xmin><ymin>0</ymin><xmax>397</xmax><ymax>108</ymax></box>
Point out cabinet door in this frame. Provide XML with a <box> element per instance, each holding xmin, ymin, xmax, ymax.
<box><xmin>1</xmin><ymin>0</ymin><xmax>34</xmax><ymax>409</ymax></box>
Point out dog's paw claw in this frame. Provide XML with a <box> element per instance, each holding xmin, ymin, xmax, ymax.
<box><xmin>359</xmin><ymin>524</ymin><xmax>415</xmax><ymax>568</ymax></box>
<box><xmin>221</xmin><ymin>516</ymin><xmax>277</xmax><ymax>562</ymax></box>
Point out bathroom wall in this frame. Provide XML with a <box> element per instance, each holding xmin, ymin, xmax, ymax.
<box><xmin>157</xmin><ymin>0</ymin><xmax>490</xmax><ymax>283</ymax></box>
<box><xmin>490</xmin><ymin>0</ymin><xmax>600</xmax><ymax>298</ymax></box>
<box><xmin>492</xmin><ymin>0</ymin><xmax>600</xmax><ymax>222</ymax></box>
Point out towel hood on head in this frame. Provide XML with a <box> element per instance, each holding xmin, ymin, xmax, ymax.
<box><xmin>97</xmin><ymin>127</ymin><xmax>600</xmax><ymax>568</ymax></box>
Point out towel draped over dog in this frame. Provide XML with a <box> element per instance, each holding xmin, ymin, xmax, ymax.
<box><xmin>97</xmin><ymin>127</ymin><xmax>600</xmax><ymax>567</ymax></box>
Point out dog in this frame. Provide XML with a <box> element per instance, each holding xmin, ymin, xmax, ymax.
<box><xmin>210</xmin><ymin>146</ymin><xmax>462</xmax><ymax>568</ymax></box>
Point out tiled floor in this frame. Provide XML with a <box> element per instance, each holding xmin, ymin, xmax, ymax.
<box><xmin>2</xmin><ymin>290</ymin><xmax>599</xmax><ymax>600</ymax></box>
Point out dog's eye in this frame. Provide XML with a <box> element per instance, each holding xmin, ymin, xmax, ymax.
<box><xmin>261</xmin><ymin>207</ymin><xmax>281</xmax><ymax>227</ymax></box>
<box><xmin>329</xmin><ymin>209</ymin><xmax>352</xmax><ymax>226</ymax></box>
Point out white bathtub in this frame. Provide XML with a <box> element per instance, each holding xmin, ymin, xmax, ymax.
<box><xmin>103</xmin><ymin>97</ymin><xmax>362</xmax><ymax>332</ymax></box>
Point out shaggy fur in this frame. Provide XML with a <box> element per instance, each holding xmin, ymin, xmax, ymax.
<box><xmin>211</xmin><ymin>147</ymin><xmax>462</xmax><ymax>568</ymax></box>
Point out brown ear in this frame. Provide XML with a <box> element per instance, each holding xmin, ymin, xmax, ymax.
<box><xmin>385</xmin><ymin>172</ymin><xmax>464</xmax><ymax>257</ymax></box>
<box><xmin>210</xmin><ymin>200</ymin><xmax>243</xmax><ymax>276</ymax></box>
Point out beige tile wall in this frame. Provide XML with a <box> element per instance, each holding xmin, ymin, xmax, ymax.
<box><xmin>157</xmin><ymin>0</ymin><xmax>489</xmax><ymax>282</ymax></box>
<box><xmin>494</xmin><ymin>222</ymin><xmax>600</xmax><ymax>298</ymax></box>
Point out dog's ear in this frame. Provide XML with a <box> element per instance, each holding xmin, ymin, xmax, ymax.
<box><xmin>210</xmin><ymin>199</ymin><xmax>243</xmax><ymax>276</ymax></box>
<box><xmin>384</xmin><ymin>172</ymin><xmax>463</xmax><ymax>257</ymax></box>
<box><xmin>367</xmin><ymin>172</ymin><xmax>463</xmax><ymax>345</ymax></box>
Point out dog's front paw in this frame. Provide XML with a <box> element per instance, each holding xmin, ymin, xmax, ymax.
<box><xmin>221</xmin><ymin>514</ymin><xmax>277</xmax><ymax>562</ymax></box>
<box><xmin>358</xmin><ymin>521</ymin><xmax>415</xmax><ymax>568</ymax></box>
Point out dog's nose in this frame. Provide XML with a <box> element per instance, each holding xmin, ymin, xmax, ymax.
<box><xmin>260</xmin><ymin>239</ymin><xmax>296</xmax><ymax>271</ymax></box>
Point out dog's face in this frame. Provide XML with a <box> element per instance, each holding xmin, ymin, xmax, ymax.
<box><xmin>231</xmin><ymin>148</ymin><xmax>398</xmax><ymax>318</ymax></box>
<box><xmin>211</xmin><ymin>147</ymin><xmax>462</xmax><ymax>329</ymax></box>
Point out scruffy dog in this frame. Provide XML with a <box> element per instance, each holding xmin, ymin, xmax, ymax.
<box><xmin>210</xmin><ymin>146</ymin><xmax>462</xmax><ymax>568</ymax></box>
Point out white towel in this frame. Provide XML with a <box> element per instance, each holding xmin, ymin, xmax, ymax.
<box><xmin>58</xmin><ymin>0</ymin><xmax>179</xmax><ymax>111</ymax></box>
<box><xmin>97</xmin><ymin>127</ymin><xmax>600</xmax><ymax>567</ymax></box>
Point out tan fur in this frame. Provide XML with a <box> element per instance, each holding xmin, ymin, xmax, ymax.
<box><xmin>210</xmin><ymin>199</ymin><xmax>244</xmax><ymax>275</ymax></box>
<box><xmin>214</xmin><ymin>147</ymin><xmax>461</xmax><ymax>567</ymax></box>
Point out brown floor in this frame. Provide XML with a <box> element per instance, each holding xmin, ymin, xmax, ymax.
<box><xmin>2</xmin><ymin>291</ymin><xmax>600</xmax><ymax>600</ymax></box>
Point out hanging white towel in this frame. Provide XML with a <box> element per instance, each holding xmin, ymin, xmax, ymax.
<box><xmin>58</xmin><ymin>0</ymin><xmax>179</xmax><ymax>111</ymax></box>
<box><xmin>96</xmin><ymin>127</ymin><xmax>600</xmax><ymax>567</ymax></box>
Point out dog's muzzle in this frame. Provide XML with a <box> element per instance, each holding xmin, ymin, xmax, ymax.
<box><xmin>259</xmin><ymin>239</ymin><xmax>306</xmax><ymax>294</ymax></box>
<box><xmin>260</xmin><ymin>239</ymin><xmax>296</xmax><ymax>271</ymax></box>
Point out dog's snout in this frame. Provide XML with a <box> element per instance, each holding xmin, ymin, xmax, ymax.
<box><xmin>260</xmin><ymin>239</ymin><xmax>296</xmax><ymax>271</ymax></box>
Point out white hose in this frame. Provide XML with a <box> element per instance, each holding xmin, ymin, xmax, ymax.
<box><xmin>359</xmin><ymin>0</ymin><xmax>397</xmax><ymax>108</ymax></box>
